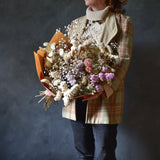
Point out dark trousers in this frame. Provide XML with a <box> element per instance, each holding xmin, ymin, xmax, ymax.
<box><xmin>70</xmin><ymin>98</ymin><xmax>118</xmax><ymax>160</ymax></box>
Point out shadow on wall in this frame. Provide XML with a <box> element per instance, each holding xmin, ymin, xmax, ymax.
<box><xmin>116</xmin><ymin>44</ymin><xmax>160</xmax><ymax>160</ymax></box>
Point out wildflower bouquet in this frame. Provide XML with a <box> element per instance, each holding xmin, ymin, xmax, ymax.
<box><xmin>34</xmin><ymin>30</ymin><xmax>122</xmax><ymax>109</ymax></box>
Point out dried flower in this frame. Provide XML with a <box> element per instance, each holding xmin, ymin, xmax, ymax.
<box><xmin>95</xmin><ymin>84</ymin><xmax>103</xmax><ymax>92</ymax></box>
<box><xmin>69</xmin><ymin>79</ymin><xmax>76</xmax><ymax>86</ymax></box>
<box><xmin>102</xmin><ymin>66</ymin><xmax>109</xmax><ymax>72</ymax></box>
<box><xmin>84</xmin><ymin>58</ymin><xmax>93</xmax><ymax>67</ymax></box>
<box><xmin>85</xmin><ymin>66</ymin><xmax>92</xmax><ymax>73</ymax></box>
<box><xmin>82</xmin><ymin>76</ymin><xmax>88</xmax><ymax>85</ymax></box>
<box><xmin>77</xmin><ymin>60</ymin><xmax>84</xmax><ymax>69</ymax></box>
<box><xmin>90</xmin><ymin>75</ymin><xmax>99</xmax><ymax>83</ymax></box>
<box><xmin>54</xmin><ymin>90</ymin><xmax>63</xmax><ymax>101</ymax></box>
<box><xmin>105</xmin><ymin>73</ymin><xmax>115</xmax><ymax>80</ymax></box>
<box><xmin>45</xmin><ymin>89</ymin><xmax>53</xmax><ymax>96</ymax></box>
<box><xmin>35</xmin><ymin>29</ymin><xmax>123</xmax><ymax>108</ymax></box>
<box><xmin>98</xmin><ymin>73</ymin><xmax>106</xmax><ymax>81</ymax></box>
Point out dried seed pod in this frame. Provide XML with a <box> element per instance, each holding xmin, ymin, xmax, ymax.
<box><xmin>82</xmin><ymin>76</ymin><xmax>88</xmax><ymax>85</ymax></box>
<box><xmin>44</xmin><ymin>58</ymin><xmax>52</xmax><ymax>69</ymax></box>
<box><xmin>41</xmin><ymin>78</ymin><xmax>50</xmax><ymax>85</ymax></box>
<box><xmin>46</xmin><ymin>57</ymin><xmax>53</xmax><ymax>63</ymax></box>
<box><xmin>50</xmin><ymin>43</ymin><xmax>56</xmax><ymax>50</ymax></box>
<box><xmin>63</xmin><ymin>54</ymin><xmax>71</xmax><ymax>61</ymax></box>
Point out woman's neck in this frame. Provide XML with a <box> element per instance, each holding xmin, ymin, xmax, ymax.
<box><xmin>90</xmin><ymin>4</ymin><xmax>107</xmax><ymax>11</ymax></box>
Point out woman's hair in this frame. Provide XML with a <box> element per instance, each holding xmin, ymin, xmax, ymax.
<box><xmin>106</xmin><ymin>0</ymin><xmax>128</xmax><ymax>14</ymax></box>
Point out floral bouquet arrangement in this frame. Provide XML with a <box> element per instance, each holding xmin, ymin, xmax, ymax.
<box><xmin>34</xmin><ymin>29</ymin><xmax>122</xmax><ymax>109</ymax></box>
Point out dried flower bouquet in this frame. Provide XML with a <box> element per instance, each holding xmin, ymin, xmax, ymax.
<box><xmin>34</xmin><ymin>30</ymin><xmax>123</xmax><ymax>109</ymax></box>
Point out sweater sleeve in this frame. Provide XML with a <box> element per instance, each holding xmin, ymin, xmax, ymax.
<box><xmin>103</xmin><ymin>16</ymin><xmax>134</xmax><ymax>97</ymax></box>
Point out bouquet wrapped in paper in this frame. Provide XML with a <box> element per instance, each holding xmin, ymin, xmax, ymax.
<box><xmin>34</xmin><ymin>30</ymin><xmax>122</xmax><ymax>109</ymax></box>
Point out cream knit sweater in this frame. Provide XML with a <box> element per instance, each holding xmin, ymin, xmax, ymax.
<box><xmin>83</xmin><ymin>6</ymin><xmax>110</xmax><ymax>44</ymax></box>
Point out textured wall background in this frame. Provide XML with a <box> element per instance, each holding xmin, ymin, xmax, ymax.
<box><xmin>0</xmin><ymin>0</ymin><xmax>160</xmax><ymax>160</ymax></box>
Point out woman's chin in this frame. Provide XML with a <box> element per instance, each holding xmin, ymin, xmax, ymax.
<box><xmin>84</xmin><ymin>0</ymin><xmax>91</xmax><ymax>6</ymax></box>
<box><xmin>85</xmin><ymin>3</ymin><xmax>89</xmax><ymax>6</ymax></box>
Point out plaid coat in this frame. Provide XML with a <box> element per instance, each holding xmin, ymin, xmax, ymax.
<box><xmin>62</xmin><ymin>11</ymin><xmax>133</xmax><ymax>124</ymax></box>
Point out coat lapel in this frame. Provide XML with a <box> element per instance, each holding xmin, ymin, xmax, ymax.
<box><xmin>76</xmin><ymin>12</ymin><xmax>118</xmax><ymax>46</ymax></box>
<box><xmin>100</xmin><ymin>12</ymin><xmax>118</xmax><ymax>46</ymax></box>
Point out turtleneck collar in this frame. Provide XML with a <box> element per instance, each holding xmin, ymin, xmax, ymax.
<box><xmin>86</xmin><ymin>6</ymin><xmax>110</xmax><ymax>21</ymax></box>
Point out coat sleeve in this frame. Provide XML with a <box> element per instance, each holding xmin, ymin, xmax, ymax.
<box><xmin>104</xmin><ymin>16</ymin><xmax>134</xmax><ymax>96</ymax></box>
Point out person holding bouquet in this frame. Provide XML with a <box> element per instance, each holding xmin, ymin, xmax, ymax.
<box><xmin>62</xmin><ymin>0</ymin><xmax>133</xmax><ymax>159</ymax></box>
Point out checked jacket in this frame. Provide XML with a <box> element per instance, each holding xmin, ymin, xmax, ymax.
<box><xmin>62</xmin><ymin>11</ymin><xmax>133</xmax><ymax>124</ymax></box>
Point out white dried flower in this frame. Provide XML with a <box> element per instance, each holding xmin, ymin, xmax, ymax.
<box><xmin>71</xmin><ymin>46</ymin><xmax>77</xmax><ymax>52</ymax></box>
<box><xmin>49</xmin><ymin>71</ymin><xmax>60</xmax><ymax>79</ymax></box>
<box><xmin>50</xmin><ymin>43</ymin><xmax>56</xmax><ymax>50</ymax></box>
<box><xmin>46</xmin><ymin>57</ymin><xmax>53</xmax><ymax>63</ymax></box>
<box><xmin>48</xmin><ymin>51</ymin><xmax>54</xmax><ymax>57</ymax></box>
<box><xmin>71</xmin><ymin>39</ymin><xmax>79</xmax><ymax>47</ymax></box>
<box><xmin>53</xmin><ymin>79</ymin><xmax>61</xmax><ymax>86</ymax></box>
<box><xmin>69</xmin><ymin>84</ymin><xmax>80</xmax><ymax>97</ymax></box>
<box><xmin>54</xmin><ymin>91</ymin><xmax>62</xmax><ymax>101</ymax></box>
<box><xmin>59</xmin><ymin>81</ymin><xmax>68</xmax><ymax>92</ymax></box>
<box><xmin>43</xmin><ymin>42</ymin><xmax>49</xmax><ymax>47</ymax></box>
<box><xmin>63</xmin><ymin>96</ymin><xmax>70</xmax><ymax>106</ymax></box>
<box><xmin>59</xmin><ymin>48</ymin><xmax>65</xmax><ymax>57</ymax></box>
<box><xmin>111</xmin><ymin>68</ymin><xmax>115</xmax><ymax>72</ymax></box>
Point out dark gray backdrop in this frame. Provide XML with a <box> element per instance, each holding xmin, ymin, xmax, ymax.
<box><xmin>0</xmin><ymin>0</ymin><xmax>160</xmax><ymax>160</ymax></box>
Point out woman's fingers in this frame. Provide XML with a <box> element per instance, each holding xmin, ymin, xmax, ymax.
<box><xmin>82</xmin><ymin>92</ymin><xmax>102</xmax><ymax>101</ymax></box>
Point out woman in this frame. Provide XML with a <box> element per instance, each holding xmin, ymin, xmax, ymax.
<box><xmin>62</xmin><ymin>0</ymin><xmax>133</xmax><ymax>159</ymax></box>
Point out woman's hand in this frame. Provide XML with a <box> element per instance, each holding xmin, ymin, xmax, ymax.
<box><xmin>82</xmin><ymin>84</ymin><xmax>114</xmax><ymax>101</ymax></box>
<box><xmin>82</xmin><ymin>91</ymin><xmax>102</xmax><ymax>101</ymax></box>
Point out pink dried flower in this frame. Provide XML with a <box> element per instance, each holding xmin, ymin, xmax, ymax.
<box><xmin>84</xmin><ymin>58</ymin><xmax>93</xmax><ymax>67</ymax></box>
<box><xmin>45</xmin><ymin>89</ymin><xmax>53</xmax><ymax>97</ymax></box>
<box><xmin>85</xmin><ymin>66</ymin><xmax>92</xmax><ymax>73</ymax></box>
